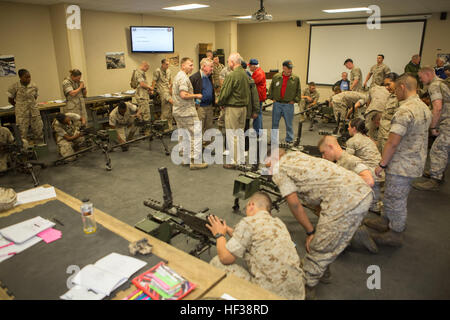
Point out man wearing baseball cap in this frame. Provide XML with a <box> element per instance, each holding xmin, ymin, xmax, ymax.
<box><xmin>267</xmin><ymin>60</ymin><xmax>301</xmax><ymax>144</ymax></box>
<box><xmin>249</xmin><ymin>59</ymin><xmax>266</xmax><ymax>136</ymax></box>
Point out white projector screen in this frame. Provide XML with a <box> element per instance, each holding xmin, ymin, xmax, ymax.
<box><xmin>307</xmin><ymin>21</ymin><xmax>426</xmax><ymax>85</ymax></box>
<box><xmin>130</xmin><ymin>26</ymin><xmax>174</xmax><ymax>53</ymax></box>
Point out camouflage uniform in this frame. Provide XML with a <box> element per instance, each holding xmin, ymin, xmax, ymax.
<box><xmin>385</xmin><ymin>95</ymin><xmax>431</xmax><ymax>232</ymax></box>
<box><xmin>62</xmin><ymin>77</ymin><xmax>87</xmax><ymax>121</ymax></box>
<box><xmin>7</xmin><ymin>82</ymin><xmax>43</xmax><ymax>144</ymax></box>
<box><xmin>217</xmin><ymin>66</ymin><xmax>232</xmax><ymax>129</ymax></box>
<box><xmin>131</xmin><ymin>69</ymin><xmax>151</xmax><ymax>121</ymax></box>
<box><xmin>428</xmin><ymin>77</ymin><xmax>450</xmax><ymax>180</ymax></box>
<box><xmin>363</xmin><ymin>85</ymin><xmax>390</xmax><ymax>140</ymax></box>
<box><xmin>210</xmin><ymin>210</ymin><xmax>305</xmax><ymax>300</ymax></box>
<box><xmin>272</xmin><ymin>151</ymin><xmax>373</xmax><ymax>287</ymax></box>
<box><xmin>350</xmin><ymin>67</ymin><xmax>363</xmax><ymax>92</ymax></box>
<box><xmin>172</xmin><ymin>70</ymin><xmax>202</xmax><ymax>160</ymax></box>
<box><xmin>0</xmin><ymin>126</ymin><xmax>14</xmax><ymax>171</ymax></box>
<box><xmin>331</xmin><ymin>91</ymin><xmax>367</xmax><ymax>129</ymax></box>
<box><xmin>153</xmin><ymin>68</ymin><xmax>173</xmax><ymax>130</ymax></box>
<box><xmin>109</xmin><ymin>102</ymin><xmax>138</xmax><ymax>143</ymax></box>
<box><xmin>52</xmin><ymin>113</ymin><xmax>85</xmax><ymax>161</ymax></box>
<box><xmin>300</xmin><ymin>88</ymin><xmax>320</xmax><ymax>122</ymax></box>
<box><xmin>369</xmin><ymin>63</ymin><xmax>391</xmax><ymax>88</ymax></box>
<box><xmin>339</xmin><ymin>145</ymin><xmax>381</xmax><ymax>210</ymax></box>
<box><xmin>377</xmin><ymin>93</ymin><xmax>399</xmax><ymax>152</ymax></box>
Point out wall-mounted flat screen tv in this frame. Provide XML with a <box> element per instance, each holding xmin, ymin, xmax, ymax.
<box><xmin>130</xmin><ymin>26</ymin><xmax>174</xmax><ymax>53</ymax></box>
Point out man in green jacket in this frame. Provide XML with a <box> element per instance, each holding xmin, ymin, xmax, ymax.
<box><xmin>404</xmin><ymin>54</ymin><xmax>421</xmax><ymax>87</ymax></box>
<box><xmin>267</xmin><ymin>60</ymin><xmax>301</xmax><ymax>144</ymax></box>
<box><xmin>218</xmin><ymin>52</ymin><xmax>251</xmax><ymax>168</ymax></box>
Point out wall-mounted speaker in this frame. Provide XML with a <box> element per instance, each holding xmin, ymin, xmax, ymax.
<box><xmin>440</xmin><ymin>12</ymin><xmax>447</xmax><ymax>20</ymax></box>
<box><xmin>296</xmin><ymin>20</ymin><xmax>302</xmax><ymax>27</ymax></box>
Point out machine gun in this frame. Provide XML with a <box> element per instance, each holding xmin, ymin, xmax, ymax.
<box><xmin>1</xmin><ymin>124</ymin><xmax>46</xmax><ymax>186</ymax></box>
<box><xmin>108</xmin><ymin>118</ymin><xmax>171</xmax><ymax>155</ymax></box>
<box><xmin>136</xmin><ymin>167</ymin><xmax>215</xmax><ymax>257</ymax></box>
<box><xmin>53</xmin><ymin>126</ymin><xmax>112</xmax><ymax>171</ymax></box>
<box><xmin>299</xmin><ymin>101</ymin><xmax>335</xmax><ymax>123</ymax></box>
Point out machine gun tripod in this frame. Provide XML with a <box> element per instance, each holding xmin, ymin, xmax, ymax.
<box><xmin>1</xmin><ymin>124</ymin><xmax>46</xmax><ymax>187</ymax></box>
<box><xmin>136</xmin><ymin>167</ymin><xmax>216</xmax><ymax>257</ymax></box>
<box><xmin>53</xmin><ymin>127</ymin><xmax>112</xmax><ymax>171</ymax></box>
<box><xmin>109</xmin><ymin>119</ymin><xmax>171</xmax><ymax>156</ymax></box>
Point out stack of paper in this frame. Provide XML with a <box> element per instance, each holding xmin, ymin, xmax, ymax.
<box><xmin>123</xmin><ymin>90</ymin><xmax>136</xmax><ymax>95</ymax></box>
<box><xmin>100</xmin><ymin>93</ymin><xmax>112</xmax><ymax>98</ymax></box>
<box><xmin>0</xmin><ymin>105</ymin><xmax>14</xmax><ymax>110</ymax></box>
<box><xmin>61</xmin><ymin>252</ymin><xmax>147</xmax><ymax>300</ymax></box>
<box><xmin>0</xmin><ymin>216</ymin><xmax>57</xmax><ymax>263</ymax></box>
<box><xmin>15</xmin><ymin>186</ymin><xmax>57</xmax><ymax>206</ymax></box>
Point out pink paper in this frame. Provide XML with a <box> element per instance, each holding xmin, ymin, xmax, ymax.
<box><xmin>37</xmin><ymin>228</ymin><xmax>62</xmax><ymax>244</ymax></box>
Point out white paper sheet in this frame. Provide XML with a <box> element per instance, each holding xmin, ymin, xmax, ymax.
<box><xmin>60</xmin><ymin>285</ymin><xmax>106</xmax><ymax>300</ymax></box>
<box><xmin>15</xmin><ymin>186</ymin><xmax>57</xmax><ymax>206</ymax></box>
<box><xmin>0</xmin><ymin>216</ymin><xmax>54</xmax><ymax>244</ymax></box>
<box><xmin>0</xmin><ymin>236</ymin><xmax>42</xmax><ymax>263</ymax></box>
<box><xmin>72</xmin><ymin>264</ymin><xmax>127</xmax><ymax>296</ymax></box>
<box><xmin>94</xmin><ymin>252</ymin><xmax>147</xmax><ymax>279</ymax></box>
<box><xmin>221</xmin><ymin>293</ymin><xmax>238</xmax><ymax>300</ymax></box>
<box><xmin>0</xmin><ymin>105</ymin><xmax>14</xmax><ymax>110</ymax></box>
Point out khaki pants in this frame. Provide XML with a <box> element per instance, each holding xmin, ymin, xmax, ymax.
<box><xmin>115</xmin><ymin>123</ymin><xmax>137</xmax><ymax>143</ymax></box>
<box><xmin>196</xmin><ymin>105</ymin><xmax>214</xmax><ymax>136</ymax></box>
<box><xmin>160</xmin><ymin>99</ymin><xmax>173</xmax><ymax>130</ymax></box>
<box><xmin>136</xmin><ymin>99</ymin><xmax>151</xmax><ymax>121</ymax></box>
<box><xmin>303</xmin><ymin>193</ymin><xmax>373</xmax><ymax>287</ymax></box>
<box><xmin>225</xmin><ymin>106</ymin><xmax>247</xmax><ymax>164</ymax></box>
<box><xmin>173</xmin><ymin>114</ymin><xmax>202</xmax><ymax>161</ymax></box>
<box><xmin>16</xmin><ymin>114</ymin><xmax>44</xmax><ymax>144</ymax></box>
<box><xmin>57</xmin><ymin>137</ymin><xmax>85</xmax><ymax>161</ymax></box>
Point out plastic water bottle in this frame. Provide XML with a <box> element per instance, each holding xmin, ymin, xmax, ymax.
<box><xmin>80</xmin><ymin>199</ymin><xmax>97</xmax><ymax>234</ymax></box>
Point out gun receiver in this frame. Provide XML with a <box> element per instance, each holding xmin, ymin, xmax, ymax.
<box><xmin>139</xmin><ymin>167</ymin><xmax>215</xmax><ymax>257</ymax></box>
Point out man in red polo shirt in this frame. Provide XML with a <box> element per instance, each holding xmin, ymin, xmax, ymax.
<box><xmin>249</xmin><ymin>59</ymin><xmax>266</xmax><ymax>136</ymax></box>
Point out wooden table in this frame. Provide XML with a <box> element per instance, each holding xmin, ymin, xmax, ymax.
<box><xmin>0</xmin><ymin>185</ymin><xmax>284</xmax><ymax>301</ymax></box>
<box><xmin>0</xmin><ymin>185</ymin><xmax>225</xmax><ymax>300</ymax></box>
<box><xmin>199</xmin><ymin>274</ymin><xmax>283</xmax><ymax>300</ymax></box>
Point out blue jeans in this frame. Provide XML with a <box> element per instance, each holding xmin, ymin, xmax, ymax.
<box><xmin>272</xmin><ymin>101</ymin><xmax>294</xmax><ymax>142</ymax></box>
<box><xmin>252</xmin><ymin>102</ymin><xmax>263</xmax><ymax>137</ymax></box>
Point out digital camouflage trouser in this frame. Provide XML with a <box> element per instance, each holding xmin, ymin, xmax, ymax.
<box><xmin>16</xmin><ymin>114</ymin><xmax>43</xmax><ymax>144</ymax></box>
<box><xmin>383</xmin><ymin>173</ymin><xmax>413</xmax><ymax>233</ymax></box>
<box><xmin>429</xmin><ymin>129</ymin><xmax>449</xmax><ymax>180</ymax></box>
<box><xmin>302</xmin><ymin>193</ymin><xmax>372</xmax><ymax>287</ymax></box>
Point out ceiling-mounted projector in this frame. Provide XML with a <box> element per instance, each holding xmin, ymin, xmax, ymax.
<box><xmin>251</xmin><ymin>0</ymin><xmax>273</xmax><ymax>21</ymax></box>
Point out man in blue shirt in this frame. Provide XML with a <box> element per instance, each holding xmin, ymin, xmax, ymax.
<box><xmin>190</xmin><ymin>58</ymin><xmax>215</xmax><ymax>137</ymax></box>
<box><xmin>334</xmin><ymin>72</ymin><xmax>350</xmax><ymax>91</ymax></box>
<box><xmin>435</xmin><ymin>57</ymin><xmax>448</xmax><ymax>80</ymax></box>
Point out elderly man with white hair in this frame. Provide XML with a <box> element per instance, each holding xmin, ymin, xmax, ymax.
<box><xmin>435</xmin><ymin>57</ymin><xmax>448</xmax><ymax>80</ymax></box>
<box><xmin>217</xmin><ymin>52</ymin><xmax>251</xmax><ymax>169</ymax></box>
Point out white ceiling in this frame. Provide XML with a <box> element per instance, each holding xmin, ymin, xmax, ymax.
<box><xmin>3</xmin><ymin>0</ymin><xmax>450</xmax><ymax>23</ymax></box>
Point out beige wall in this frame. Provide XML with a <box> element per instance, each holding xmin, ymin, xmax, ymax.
<box><xmin>238</xmin><ymin>14</ymin><xmax>450</xmax><ymax>102</ymax></box>
<box><xmin>421</xmin><ymin>14</ymin><xmax>450</xmax><ymax>67</ymax></box>
<box><xmin>82</xmin><ymin>10</ymin><xmax>215</xmax><ymax>96</ymax></box>
<box><xmin>0</xmin><ymin>2</ymin><xmax>61</xmax><ymax>104</ymax></box>
<box><xmin>215</xmin><ymin>21</ymin><xmax>238</xmax><ymax>60</ymax></box>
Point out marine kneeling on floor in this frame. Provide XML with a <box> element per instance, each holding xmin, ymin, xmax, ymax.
<box><xmin>52</xmin><ymin>112</ymin><xmax>87</xmax><ymax>161</ymax></box>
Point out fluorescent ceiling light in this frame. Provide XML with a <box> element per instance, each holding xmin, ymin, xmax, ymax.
<box><xmin>236</xmin><ymin>16</ymin><xmax>252</xmax><ymax>19</ymax></box>
<box><xmin>323</xmin><ymin>7</ymin><xmax>371</xmax><ymax>13</ymax></box>
<box><xmin>163</xmin><ymin>4</ymin><xmax>209</xmax><ymax>11</ymax></box>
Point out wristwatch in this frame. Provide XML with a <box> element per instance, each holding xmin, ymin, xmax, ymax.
<box><xmin>379</xmin><ymin>162</ymin><xmax>387</xmax><ymax>169</ymax></box>
<box><xmin>306</xmin><ymin>228</ymin><xmax>315</xmax><ymax>236</ymax></box>
<box><xmin>214</xmin><ymin>233</ymin><xmax>226</xmax><ymax>239</ymax></box>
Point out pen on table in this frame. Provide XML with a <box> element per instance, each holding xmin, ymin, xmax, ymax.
<box><xmin>52</xmin><ymin>218</ymin><xmax>64</xmax><ymax>226</ymax></box>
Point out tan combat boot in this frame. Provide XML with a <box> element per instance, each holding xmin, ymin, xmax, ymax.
<box><xmin>412</xmin><ymin>178</ymin><xmax>440</xmax><ymax>192</ymax></box>
<box><xmin>190</xmin><ymin>162</ymin><xmax>208</xmax><ymax>170</ymax></box>
<box><xmin>351</xmin><ymin>226</ymin><xmax>379</xmax><ymax>253</ymax></box>
<box><xmin>364</xmin><ymin>215</ymin><xmax>389</xmax><ymax>233</ymax></box>
<box><xmin>369</xmin><ymin>229</ymin><xmax>403</xmax><ymax>247</ymax></box>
